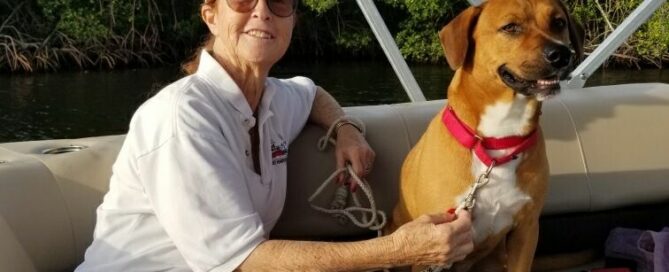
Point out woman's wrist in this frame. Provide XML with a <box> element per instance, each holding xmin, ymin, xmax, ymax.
<box><xmin>346</xmin><ymin>234</ymin><xmax>407</xmax><ymax>270</ymax></box>
<box><xmin>333</xmin><ymin>119</ymin><xmax>363</xmax><ymax>138</ymax></box>
<box><xmin>387</xmin><ymin>230</ymin><xmax>412</xmax><ymax>266</ymax></box>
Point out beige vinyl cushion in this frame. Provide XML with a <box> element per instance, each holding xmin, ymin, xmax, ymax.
<box><xmin>0</xmin><ymin>148</ymin><xmax>75</xmax><ymax>271</ymax></box>
<box><xmin>557</xmin><ymin>84</ymin><xmax>669</xmax><ymax>211</ymax></box>
<box><xmin>0</xmin><ymin>214</ymin><xmax>37</xmax><ymax>272</ymax></box>
<box><xmin>0</xmin><ymin>83</ymin><xmax>667</xmax><ymax>271</ymax></box>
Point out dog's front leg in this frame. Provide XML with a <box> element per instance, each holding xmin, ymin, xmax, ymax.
<box><xmin>505</xmin><ymin>217</ymin><xmax>539</xmax><ymax>272</ymax></box>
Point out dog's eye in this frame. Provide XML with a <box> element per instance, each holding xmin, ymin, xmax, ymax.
<box><xmin>501</xmin><ymin>23</ymin><xmax>522</xmax><ymax>34</ymax></box>
<box><xmin>552</xmin><ymin>18</ymin><xmax>567</xmax><ymax>30</ymax></box>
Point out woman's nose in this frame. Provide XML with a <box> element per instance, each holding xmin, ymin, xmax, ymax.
<box><xmin>252</xmin><ymin>0</ymin><xmax>272</xmax><ymax>20</ymax></box>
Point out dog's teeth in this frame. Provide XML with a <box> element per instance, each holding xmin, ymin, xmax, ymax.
<box><xmin>537</xmin><ymin>79</ymin><xmax>559</xmax><ymax>86</ymax></box>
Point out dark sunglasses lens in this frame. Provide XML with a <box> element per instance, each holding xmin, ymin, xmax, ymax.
<box><xmin>227</xmin><ymin>0</ymin><xmax>256</xmax><ymax>12</ymax></box>
<box><xmin>268</xmin><ymin>0</ymin><xmax>296</xmax><ymax>17</ymax></box>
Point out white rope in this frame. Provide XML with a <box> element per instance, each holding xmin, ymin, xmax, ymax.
<box><xmin>311</xmin><ymin>116</ymin><xmax>386</xmax><ymax>235</ymax></box>
<box><xmin>311</xmin><ymin>116</ymin><xmax>389</xmax><ymax>272</ymax></box>
<box><xmin>308</xmin><ymin>164</ymin><xmax>387</xmax><ymax>233</ymax></box>
<box><xmin>313</xmin><ymin>116</ymin><xmax>479</xmax><ymax>271</ymax></box>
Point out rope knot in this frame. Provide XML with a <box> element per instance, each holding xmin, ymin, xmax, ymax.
<box><xmin>310</xmin><ymin>116</ymin><xmax>385</xmax><ymax>234</ymax></box>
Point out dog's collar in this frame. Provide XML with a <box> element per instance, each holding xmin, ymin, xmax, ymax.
<box><xmin>442</xmin><ymin>106</ymin><xmax>538</xmax><ymax>167</ymax></box>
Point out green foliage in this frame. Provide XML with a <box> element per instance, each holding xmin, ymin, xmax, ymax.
<box><xmin>396</xmin><ymin>27</ymin><xmax>442</xmax><ymax>63</ymax></box>
<box><xmin>297</xmin><ymin>0</ymin><xmax>462</xmax><ymax>63</ymax></box>
<box><xmin>57</xmin><ymin>8</ymin><xmax>108</xmax><ymax>41</ymax></box>
<box><xmin>301</xmin><ymin>0</ymin><xmax>338</xmax><ymax>14</ymax></box>
<box><xmin>391</xmin><ymin>0</ymin><xmax>463</xmax><ymax>63</ymax></box>
<box><xmin>335</xmin><ymin>30</ymin><xmax>373</xmax><ymax>51</ymax></box>
<box><xmin>633</xmin><ymin>4</ymin><xmax>669</xmax><ymax>66</ymax></box>
<box><xmin>1</xmin><ymin>0</ymin><xmax>204</xmax><ymax>71</ymax></box>
<box><xmin>295</xmin><ymin>0</ymin><xmax>379</xmax><ymax>57</ymax></box>
<box><xmin>398</xmin><ymin>0</ymin><xmax>454</xmax><ymax>21</ymax></box>
<box><xmin>37</xmin><ymin>0</ymin><xmax>108</xmax><ymax>40</ymax></box>
<box><xmin>1</xmin><ymin>0</ymin><xmax>668</xmax><ymax>72</ymax></box>
<box><xmin>566</xmin><ymin>0</ymin><xmax>669</xmax><ymax>67</ymax></box>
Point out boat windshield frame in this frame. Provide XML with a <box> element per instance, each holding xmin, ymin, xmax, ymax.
<box><xmin>355</xmin><ymin>0</ymin><xmax>667</xmax><ymax>101</ymax></box>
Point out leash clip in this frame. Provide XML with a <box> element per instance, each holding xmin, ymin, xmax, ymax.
<box><xmin>484</xmin><ymin>161</ymin><xmax>496</xmax><ymax>177</ymax></box>
<box><xmin>462</xmin><ymin>161</ymin><xmax>496</xmax><ymax>211</ymax></box>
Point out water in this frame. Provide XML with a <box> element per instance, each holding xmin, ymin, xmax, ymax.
<box><xmin>1</xmin><ymin>62</ymin><xmax>668</xmax><ymax>142</ymax></box>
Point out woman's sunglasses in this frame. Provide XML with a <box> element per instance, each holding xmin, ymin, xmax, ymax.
<box><xmin>226</xmin><ymin>0</ymin><xmax>298</xmax><ymax>18</ymax></box>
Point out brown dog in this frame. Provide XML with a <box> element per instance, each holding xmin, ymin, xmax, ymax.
<box><xmin>389</xmin><ymin>0</ymin><xmax>583</xmax><ymax>271</ymax></box>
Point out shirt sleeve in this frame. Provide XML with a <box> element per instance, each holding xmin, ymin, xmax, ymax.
<box><xmin>136</xmin><ymin>133</ymin><xmax>265</xmax><ymax>272</ymax></box>
<box><xmin>273</xmin><ymin>76</ymin><xmax>317</xmax><ymax>143</ymax></box>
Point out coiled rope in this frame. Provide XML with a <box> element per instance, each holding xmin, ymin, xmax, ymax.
<box><xmin>310</xmin><ymin>116</ymin><xmax>387</xmax><ymax>236</ymax></box>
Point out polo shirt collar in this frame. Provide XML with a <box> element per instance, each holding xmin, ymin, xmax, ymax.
<box><xmin>196</xmin><ymin>50</ymin><xmax>275</xmax><ymax>122</ymax></box>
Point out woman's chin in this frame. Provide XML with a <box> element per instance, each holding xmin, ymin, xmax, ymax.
<box><xmin>238</xmin><ymin>54</ymin><xmax>276</xmax><ymax>66</ymax></box>
<box><xmin>238</xmin><ymin>50</ymin><xmax>285</xmax><ymax>68</ymax></box>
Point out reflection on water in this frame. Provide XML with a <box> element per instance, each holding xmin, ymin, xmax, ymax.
<box><xmin>0</xmin><ymin>62</ymin><xmax>667</xmax><ymax>142</ymax></box>
<box><xmin>0</xmin><ymin>68</ymin><xmax>180</xmax><ymax>142</ymax></box>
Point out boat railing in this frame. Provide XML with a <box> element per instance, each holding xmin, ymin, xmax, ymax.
<box><xmin>355</xmin><ymin>0</ymin><xmax>426</xmax><ymax>102</ymax></box>
<box><xmin>355</xmin><ymin>0</ymin><xmax>667</xmax><ymax>100</ymax></box>
<box><xmin>565</xmin><ymin>0</ymin><xmax>666</xmax><ymax>89</ymax></box>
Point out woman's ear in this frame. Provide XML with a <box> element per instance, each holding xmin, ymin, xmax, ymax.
<box><xmin>201</xmin><ymin>4</ymin><xmax>218</xmax><ymax>35</ymax></box>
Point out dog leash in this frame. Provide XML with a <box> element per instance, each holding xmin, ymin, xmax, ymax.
<box><xmin>308</xmin><ymin>164</ymin><xmax>387</xmax><ymax>233</ymax></box>
<box><xmin>456</xmin><ymin>161</ymin><xmax>496</xmax><ymax>213</ymax></box>
<box><xmin>311</xmin><ymin>116</ymin><xmax>387</xmax><ymax>235</ymax></box>
<box><xmin>314</xmin><ymin>116</ymin><xmax>497</xmax><ymax>272</ymax></box>
<box><xmin>312</xmin><ymin>118</ymin><xmax>389</xmax><ymax>272</ymax></box>
<box><xmin>425</xmin><ymin>162</ymin><xmax>496</xmax><ymax>272</ymax></box>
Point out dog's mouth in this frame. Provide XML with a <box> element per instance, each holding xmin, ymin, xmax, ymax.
<box><xmin>498</xmin><ymin>65</ymin><xmax>561</xmax><ymax>101</ymax></box>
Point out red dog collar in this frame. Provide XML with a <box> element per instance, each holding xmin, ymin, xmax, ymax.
<box><xmin>442</xmin><ymin>106</ymin><xmax>538</xmax><ymax>167</ymax></box>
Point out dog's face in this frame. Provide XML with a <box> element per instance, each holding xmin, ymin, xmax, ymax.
<box><xmin>440</xmin><ymin>0</ymin><xmax>584</xmax><ymax>100</ymax></box>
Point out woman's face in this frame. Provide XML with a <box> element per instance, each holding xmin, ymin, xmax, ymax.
<box><xmin>202</xmin><ymin>0</ymin><xmax>295</xmax><ymax>68</ymax></box>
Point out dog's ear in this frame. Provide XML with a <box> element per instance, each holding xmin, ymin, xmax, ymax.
<box><xmin>439</xmin><ymin>6</ymin><xmax>482</xmax><ymax>71</ymax></box>
<box><xmin>568</xmin><ymin>17</ymin><xmax>585</xmax><ymax>61</ymax></box>
<box><xmin>558</xmin><ymin>0</ymin><xmax>585</xmax><ymax>61</ymax></box>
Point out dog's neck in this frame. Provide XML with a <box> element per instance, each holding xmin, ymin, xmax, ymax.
<box><xmin>447</xmin><ymin>69</ymin><xmax>542</xmax><ymax>138</ymax></box>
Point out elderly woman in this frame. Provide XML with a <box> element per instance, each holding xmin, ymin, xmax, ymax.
<box><xmin>77</xmin><ymin>0</ymin><xmax>473</xmax><ymax>271</ymax></box>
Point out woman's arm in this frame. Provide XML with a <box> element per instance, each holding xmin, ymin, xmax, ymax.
<box><xmin>238</xmin><ymin>212</ymin><xmax>474</xmax><ymax>271</ymax></box>
<box><xmin>308</xmin><ymin>86</ymin><xmax>375</xmax><ymax>186</ymax></box>
<box><xmin>308</xmin><ymin>86</ymin><xmax>347</xmax><ymax>130</ymax></box>
<box><xmin>240</xmin><ymin>235</ymin><xmax>399</xmax><ymax>271</ymax></box>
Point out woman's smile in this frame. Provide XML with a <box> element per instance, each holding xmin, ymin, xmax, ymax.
<box><xmin>244</xmin><ymin>29</ymin><xmax>275</xmax><ymax>39</ymax></box>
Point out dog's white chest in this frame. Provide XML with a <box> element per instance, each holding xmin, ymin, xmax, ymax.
<box><xmin>461</xmin><ymin>157</ymin><xmax>532</xmax><ymax>244</ymax></box>
<box><xmin>458</xmin><ymin>99</ymin><xmax>534</xmax><ymax>244</ymax></box>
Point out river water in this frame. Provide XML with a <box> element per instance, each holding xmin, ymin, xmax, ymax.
<box><xmin>1</xmin><ymin>62</ymin><xmax>667</xmax><ymax>142</ymax></box>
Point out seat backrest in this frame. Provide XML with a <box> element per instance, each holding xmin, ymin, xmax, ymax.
<box><xmin>0</xmin><ymin>136</ymin><xmax>123</xmax><ymax>271</ymax></box>
<box><xmin>273</xmin><ymin>102</ymin><xmax>439</xmax><ymax>239</ymax></box>
<box><xmin>2</xmin><ymin>83</ymin><xmax>669</xmax><ymax>271</ymax></box>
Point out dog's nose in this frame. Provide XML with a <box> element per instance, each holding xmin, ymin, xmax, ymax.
<box><xmin>543</xmin><ymin>44</ymin><xmax>572</xmax><ymax>69</ymax></box>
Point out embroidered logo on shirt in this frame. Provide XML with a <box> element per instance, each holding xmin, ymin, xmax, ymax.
<box><xmin>271</xmin><ymin>140</ymin><xmax>288</xmax><ymax>165</ymax></box>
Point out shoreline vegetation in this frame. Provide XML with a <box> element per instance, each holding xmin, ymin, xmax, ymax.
<box><xmin>1</xmin><ymin>0</ymin><xmax>668</xmax><ymax>73</ymax></box>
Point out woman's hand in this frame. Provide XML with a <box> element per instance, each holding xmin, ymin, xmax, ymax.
<box><xmin>335</xmin><ymin>124</ymin><xmax>375</xmax><ymax>191</ymax></box>
<box><xmin>391</xmin><ymin>211</ymin><xmax>474</xmax><ymax>267</ymax></box>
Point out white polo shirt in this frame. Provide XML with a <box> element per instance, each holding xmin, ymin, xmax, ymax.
<box><xmin>76</xmin><ymin>51</ymin><xmax>316</xmax><ymax>272</ymax></box>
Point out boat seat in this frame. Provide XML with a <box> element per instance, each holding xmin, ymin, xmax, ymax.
<box><xmin>1</xmin><ymin>83</ymin><xmax>668</xmax><ymax>271</ymax></box>
<box><xmin>0</xmin><ymin>136</ymin><xmax>123</xmax><ymax>271</ymax></box>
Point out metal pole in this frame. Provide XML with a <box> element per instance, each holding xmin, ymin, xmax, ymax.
<box><xmin>356</xmin><ymin>0</ymin><xmax>426</xmax><ymax>102</ymax></box>
<box><xmin>565</xmin><ymin>0</ymin><xmax>666</xmax><ymax>89</ymax></box>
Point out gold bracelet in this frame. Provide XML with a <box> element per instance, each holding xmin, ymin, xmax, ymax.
<box><xmin>333</xmin><ymin>119</ymin><xmax>363</xmax><ymax>138</ymax></box>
